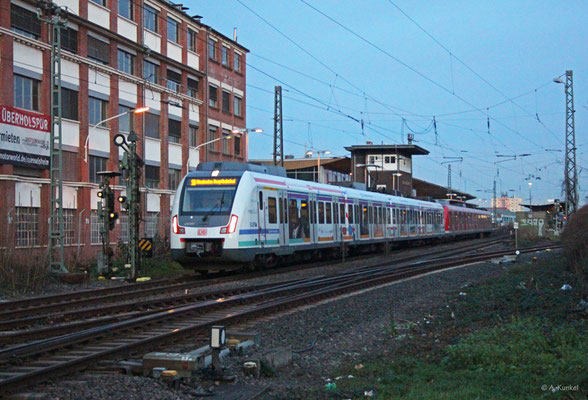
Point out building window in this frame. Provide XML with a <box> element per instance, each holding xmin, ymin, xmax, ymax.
<box><xmin>15</xmin><ymin>207</ymin><xmax>38</xmax><ymax>247</ymax></box>
<box><xmin>63</xmin><ymin>209</ymin><xmax>75</xmax><ymax>245</ymax></box>
<box><xmin>209</xmin><ymin>85</ymin><xmax>218</xmax><ymax>108</ymax></box>
<box><xmin>145</xmin><ymin>165</ymin><xmax>160</xmax><ymax>188</ymax></box>
<box><xmin>144</xmin><ymin>5</ymin><xmax>158</xmax><ymax>33</ymax></box>
<box><xmin>90</xmin><ymin>0</ymin><xmax>106</xmax><ymax>6</ymax></box>
<box><xmin>169</xmin><ymin>168</ymin><xmax>181</xmax><ymax>190</ymax></box>
<box><xmin>166</xmin><ymin>69</ymin><xmax>181</xmax><ymax>92</ymax></box>
<box><xmin>208</xmin><ymin>38</ymin><xmax>216</xmax><ymax>61</ymax></box>
<box><xmin>222</xmin><ymin>129</ymin><xmax>230</xmax><ymax>154</ymax></box>
<box><xmin>234</xmin><ymin>135</ymin><xmax>241</xmax><ymax>156</ymax></box>
<box><xmin>117</xmin><ymin>49</ymin><xmax>135</xmax><ymax>75</ymax></box>
<box><xmin>222</xmin><ymin>91</ymin><xmax>231</xmax><ymax>113</ymax></box>
<box><xmin>89</xmin><ymin>97</ymin><xmax>107</xmax><ymax>126</ymax></box>
<box><xmin>189</xmin><ymin>124</ymin><xmax>198</xmax><ymax>147</ymax></box>
<box><xmin>88</xmin><ymin>37</ymin><xmax>110</xmax><ymax>64</ymax></box>
<box><xmin>11</xmin><ymin>4</ymin><xmax>41</xmax><ymax>39</ymax></box>
<box><xmin>89</xmin><ymin>155</ymin><xmax>108</xmax><ymax>183</ymax></box>
<box><xmin>369</xmin><ymin>156</ymin><xmax>375</xmax><ymax>164</ymax></box>
<box><xmin>62</xmin><ymin>28</ymin><xmax>78</xmax><ymax>53</ymax></box>
<box><xmin>119</xmin><ymin>105</ymin><xmax>133</xmax><ymax>133</ymax></box>
<box><xmin>233</xmin><ymin>96</ymin><xmax>242</xmax><ymax>117</ymax></box>
<box><xmin>167</xmin><ymin>18</ymin><xmax>179</xmax><ymax>43</ymax></box>
<box><xmin>14</xmin><ymin>75</ymin><xmax>39</xmax><ymax>111</ymax></box>
<box><xmin>61</xmin><ymin>88</ymin><xmax>78</xmax><ymax>121</ymax></box>
<box><xmin>143</xmin><ymin>61</ymin><xmax>159</xmax><ymax>84</ymax></box>
<box><xmin>119</xmin><ymin>0</ymin><xmax>133</xmax><ymax>20</ymax></box>
<box><xmin>144</xmin><ymin>212</ymin><xmax>158</xmax><ymax>238</ymax></box>
<box><xmin>188</xmin><ymin>29</ymin><xmax>197</xmax><ymax>52</ymax></box>
<box><xmin>145</xmin><ymin>113</ymin><xmax>159</xmax><ymax>139</ymax></box>
<box><xmin>208</xmin><ymin>125</ymin><xmax>217</xmax><ymax>151</ymax></box>
<box><xmin>187</xmin><ymin>78</ymin><xmax>198</xmax><ymax>98</ymax></box>
<box><xmin>234</xmin><ymin>52</ymin><xmax>241</xmax><ymax>72</ymax></box>
<box><xmin>168</xmin><ymin>119</ymin><xmax>181</xmax><ymax>144</ymax></box>
<box><xmin>221</xmin><ymin>45</ymin><xmax>229</xmax><ymax>66</ymax></box>
<box><xmin>91</xmin><ymin>212</ymin><xmax>100</xmax><ymax>244</ymax></box>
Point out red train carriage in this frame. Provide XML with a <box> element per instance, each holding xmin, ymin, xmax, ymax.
<box><xmin>444</xmin><ymin>205</ymin><xmax>492</xmax><ymax>234</ymax></box>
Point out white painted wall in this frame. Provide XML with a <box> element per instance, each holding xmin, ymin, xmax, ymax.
<box><xmin>145</xmin><ymin>90</ymin><xmax>161</xmax><ymax>111</ymax></box>
<box><xmin>62</xmin><ymin>59</ymin><xmax>79</xmax><ymax>87</ymax></box>
<box><xmin>54</xmin><ymin>0</ymin><xmax>79</xmax><ymax>14</ymax></box>
<box><xmin>168</xmin><ymin>102</ymin><xmax>182</xmax><ymax>119</ymax></box>
<box><xmin>62</xmin><ymin>186</ymin><xmax>78</xmax><ymax>209</ymax></box>
<box><xmin>117</xmin><ymin>17</ymin><xmax>137</xmax><ymax>42</ymax></box>
<box><xmin>89</xmin><ymin>69</ymin><xmax>110</xmax><ymax>96</ymax></box>
<box><xmin>119</xmin><ymin>81</ymin><xmax>137</xmax><ymax>104</ymax></box>
<box><xmin>187</xmin><ymin>52</ymin><xmax>199</xmax><ymax>71</ymax></box>
<box><xmin>15</xmin><ymin>182</ymin><xmax>41</xmax><ymax>208</ymax></box>
<box><xmin>13</xmin><ymin>43</ymin><xmax>43</xmax><ymax>76</ymax></box>
<box><xmin>189</xmin><ymin>106</ymin><xmax>199</xmax><ymax>122</ymax></box>
<box><xmin>144</xmin><ymin>30</ymin><xmax>161</xmax><ymax>54</ymax></box>
<box><xmin>89</xmin><ymin>127</ymin><xmax>110</xmax><ymax>153</ymax></box>
<box><xmin>145</xmin><ymin>138</ymin><xmax>161</xmax><ymax>163</ymax></box>
<box><xmin>167</xmin><ymin>41</ymin><xmax>182</xmax><ymax>63</ymax></box>
<box><xmin>189</xmin><ymin>147</ymin><xmax>199</xmax><ymax>168</ymax></box>
<box><xmin>147</xmin><ymin>193</ymin><xmax>161</xmax><ymax>212</ymax></box>
<box><xmin>62</xmin><ymin>120</ymin><xmax>80</xmax><ymax>148</ymax></box>
<box><xmin>168</xmin><ymin>143</ymin><xmax>182</xmax><ymax>164</ymax></box>
<box><xmin>87</xmin><ymin>2</ymin><xmax>110</xmax><ymax>29</ymax></box>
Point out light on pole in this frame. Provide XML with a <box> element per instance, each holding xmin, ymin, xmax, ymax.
<box><xmin>84</xmin><ymin>106</ymin><xmax>150</xmax><ymax>163</ymax></box>
<box><xmin>305</xmin><ymin>149</ymin><xmax>331</xmax><ymax>183</ymax></box>
<box><xmin>393</xmin><ymin>172</ymin><xmax>402</xmax><ymax>192</ymax></box>
<box><xmin>185</xmin><ymin>128</ymin><xmax>263</xmax><ymax>174</ymax></box>
<box><xmin>528</xmin><ymin>181</ymin><xmax>532</xmax><ymax>209</ymax></box>
<box><xmin>355</xmin><ymin>163</ymin><xmax>382</xmax><ymax>190</ymax></box>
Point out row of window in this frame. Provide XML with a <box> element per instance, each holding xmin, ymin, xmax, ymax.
<box><xmin>209</xmin><ymin>85</ymin><xmax>243</xmax><ymax>116</ymax></box>
<box><xmin>208</xmin><ymin>38</ymin><xmax>242</xmax><ymax>72</ymax></box>
<box><xmin>206</xmin><ymin>126</ymin><xmax>242</xmax><ymax>156</ymax></box>
<box><xmin>13</xmin><ymin>206</ymin><xmax>159</xmax><ymax>248</ymax></box>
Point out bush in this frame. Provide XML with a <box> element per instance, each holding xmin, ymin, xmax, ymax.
<box><xmin>561</xmin><ymin>205</ymin><xmax>588</xmax><ymax>295</ymax></box>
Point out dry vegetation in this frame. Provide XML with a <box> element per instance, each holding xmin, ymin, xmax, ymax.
<box><xmin>561</xmin><ymin>205</ymin><xmax>588</xmax><ymax>295</ymax></box>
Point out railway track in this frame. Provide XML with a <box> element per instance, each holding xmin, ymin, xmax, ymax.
<box><xmin>0</xmin><ymin>237</ymin><xmax>506</xmax><ymax>339</ymax></box>
<box><xmin>0</xmin><ymin>243</ymin><xmax>556</xmax><ymax>395</ymax></box>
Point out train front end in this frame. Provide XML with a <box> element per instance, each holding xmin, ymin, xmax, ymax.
<box><xmin>170</xmin><ymin>168</ymin><xmax>245</xmax><ymax>271</ymax></box>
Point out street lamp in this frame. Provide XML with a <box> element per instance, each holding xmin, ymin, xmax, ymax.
<box><xmin>393</xmin><ymin>172</ymin><xmax>402</xmax><ymax>192</ymax></box>
<box><xmin>305</xmin><ymin>150</ymin><xmax>331</xmax><ymax>183</ymax></box>
<box><xmin>84</xmin><ymin>106</ymin><xmax>150</xmax><ymax>163</ymax></box>
<box><xmin>355</xmin><ymin>163</ymin><xmax>382</xmax><ymax>190</ymax></box>
<box><xmin>528</xmin><ymin>181</ymin><xmax>532</xmax><ymax>209</ymax></box>
<box><xmin>185</xmin><ymin>128</ymin><xmax>263</xmax><ymax>173</ymax></box>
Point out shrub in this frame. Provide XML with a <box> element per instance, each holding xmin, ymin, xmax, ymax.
<box><xmin>561</xmin><ymin>205</ymin><xmax>588</xmax><ymax>295</ymax></box>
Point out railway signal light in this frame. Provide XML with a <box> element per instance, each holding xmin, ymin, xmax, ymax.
<box><xmin>97</xmin><ymin>191</ymin><xmax>104</xmax><ymax>198</ymax></box>
<box><xmin>118</xmin><ymin>195</ymin><xmax>127</xmax><ymax>205</ymax></box>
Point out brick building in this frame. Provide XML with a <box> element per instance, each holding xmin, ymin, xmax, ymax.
<box><xmin>0</xmin><ymin>0</ymin><xmax>249</xmax><ymax>262</ymax></box>
<box><xmin>491</xmin><ymin>196</ymin><xmax>524</xmax><ymax>212</ymax></box>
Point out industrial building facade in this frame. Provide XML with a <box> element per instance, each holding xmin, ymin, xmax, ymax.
<box><xmin>0</xmin><ymin>0</ymin><xmax>248</xmax><ymax>262</ymax></box>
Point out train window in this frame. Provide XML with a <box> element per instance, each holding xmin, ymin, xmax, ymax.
<box><xmin>318</xmin><ymin>202</ymin><xmax>325</xmax><ymax>224</ymax></box>
<box><xmin>278</xmin><ymin>198</ymin><xmax>283</xmax><ymax>224</ymax></box>
<box><xmin>326</xmin><ymin>202</ymin><xmax>332</xmax><ymax>224</ymax></box>
<box><xmin>340</xmin><ymin>204</ymin><xmax>345</xmax><ymax>224</ymax></box>
<box><xmin>283</xmin><ymin>198</ymin><xmax>288</xmax><ymax>223</ymax></box>
<box><xmin>348</xmin><ymin>204</ymin><xmax>353</xmax><ymax>224</ymax></box>
<box><xmin>368</xmin><ymin>207</ymin><xmax>373</xmax><ymax>225</ymax></box>
<box><xmin>268</xmin><ymin>197</ymin><xmax>277</xmax><ymax>223</ymax></box>
<box><xmin>333</xmin><ymin>202</ymin><xmax>338</xmax><ymax>224</ymax></box>
<box><xmin>259</xmin><ymin>191</ymin><xmax>263</xmax><ymax>210</ymax></box>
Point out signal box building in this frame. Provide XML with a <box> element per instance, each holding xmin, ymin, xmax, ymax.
<box><xmin>345</xmin><ymin>143</ymin><xmax>429</xmax><ymax>197</ymax></box>
<box><xmin>0</xmin><ymin>0</ymin><xmax>249</xmax><ymax>262</ymax></box>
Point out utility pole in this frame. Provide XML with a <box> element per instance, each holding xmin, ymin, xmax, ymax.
<box><xmin>447</xmin><ymin>164</ymin><xmax>452</xmax><ymax>199</ymax></box>
<box><xmin>273</xmin><ymin>86</ymin><xmax>284</xmax><ymax>167</ymax></box>
<box><xmin>563</xmin><ymin>70</ymin><xmax>579</xmax><ymax>217</ymax></box>
<box><xmin>39</xmin><ymin>2</ymin><xmax>68</xmax><ymax>274</ymax></box>
<box><xmin>115</xmin><ymin>132</ymin><xmax>144</xmax><ymax>281</ymax></box>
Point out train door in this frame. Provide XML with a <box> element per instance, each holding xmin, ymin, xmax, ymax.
<box><xmin>265</xmin><ymin>193</ymin><xmax>279</xmax><ymax>246</ymax></box>
<box><xmin>278</xmin><ymin>191</ymin><xmax>288</xmax><ymax>246</ymax></box>
<box><xmin>308</xmin><ymin>194</ymin><xmax>317</xmax><ymax>243</ymax></box>
<box><xmin>257</xmin><ymin>190</ymin><xmax>266</xmax><ymax>246</ymax></box>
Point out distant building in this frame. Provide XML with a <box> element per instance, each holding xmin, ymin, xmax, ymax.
<box><xmin>492</xmin><ymin>196</ymin><xmax>524</xmax><ymax>212</ymax></box>
<box><xmin>252</xmin><ymin>157</ymin><xmax>352</xmax><ymax>185</ymax></box>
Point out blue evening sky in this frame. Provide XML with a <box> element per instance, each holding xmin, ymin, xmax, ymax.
<box><xmin>186</xmin><ymin>0</ymin><xmax>587</xmax><ymax>205</ymax></box>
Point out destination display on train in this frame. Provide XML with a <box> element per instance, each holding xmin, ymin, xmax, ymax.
<box><xmin>190</xmin><ymin>178</ymin><xmax>237</xmax><ymax>186</ymax></box>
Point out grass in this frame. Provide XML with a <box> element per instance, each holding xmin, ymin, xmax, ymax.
<box><xmin>315</xmin><ymin>255</ymin><xmax>588</xmax><ymax>399</ymax></box>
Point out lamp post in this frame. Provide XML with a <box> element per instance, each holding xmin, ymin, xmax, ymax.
<box><xmin>355</xmin><ymin>163</ymin><xmax>381</xmax><ymax>190</ymax></box>
<box><xmin>185</xmin><ymin>128</ymin><xmax>263</xmax><ymax>174</ymax></box>
<box><xmin>528</xmin><ymin>181</ymin><xmax>532</xmax><ymax>210</ymax></box>
<box><xmin>84</xmin><ymin>106</ymin><xmax>150</xmax><ymax>163</ymax></box>
<box><xmin>305</xmin><ymin>150</ymin><xmax>331</xmax><ymax>183</ymax></box>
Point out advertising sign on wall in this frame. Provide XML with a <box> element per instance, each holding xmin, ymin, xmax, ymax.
<box><xmin>0</xmin><ymin>105</ymin><xmax>50</xmax><ymax>169</ymax></box>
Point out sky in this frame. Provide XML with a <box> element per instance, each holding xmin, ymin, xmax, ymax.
<box><xmin>186</xmin><ymin>0</ymin><xmax>587</xmax><ymax>206</ymax></box>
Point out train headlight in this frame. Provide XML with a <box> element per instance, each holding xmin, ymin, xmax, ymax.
<box><xmin>172</xmin><ymin>215</ymin><xmax>185</xmax><ymax>234</ymax></box>
<box><xmin>220</xmin><ymin>214</ymin><xmax>238</xmax><ymax>234</ymax></box>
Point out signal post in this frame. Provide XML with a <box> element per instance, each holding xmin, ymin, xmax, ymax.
<box><xmin>96</xmin><ymin>171</ymin><xmax>121</xmax><ymax>274</ymax></box>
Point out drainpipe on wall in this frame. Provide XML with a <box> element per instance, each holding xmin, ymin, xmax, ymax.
<box><xmin>77</xmin><ymin>208</ymin><xmax>86</xmax><ymax>260</ymax></box>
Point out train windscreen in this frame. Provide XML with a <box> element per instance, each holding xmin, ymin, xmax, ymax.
<box><xmin>181</xmin><ymin>186</ymin><xmax>237</xmax><ymax>216</ymax></box>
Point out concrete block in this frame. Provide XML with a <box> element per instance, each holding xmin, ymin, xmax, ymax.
<box><xmin>262</xmin><ymin>347</ymin><xmax>292</xmax><ymax>370</ymax></box>
<box><xmin>143</xmin><ymin>352</ymin><xmax>204</xmax><ymax>378</ymax></box>
<box><xmin>228</xmin><ymin>331</ymin><xmax>261</xmax><ymax>346</ymax></box>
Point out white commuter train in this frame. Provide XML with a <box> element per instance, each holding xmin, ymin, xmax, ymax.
<box><xmin>170</xmin><ymin>162</ymin><xmax>491</xmax><ymax>271</ymax></box>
